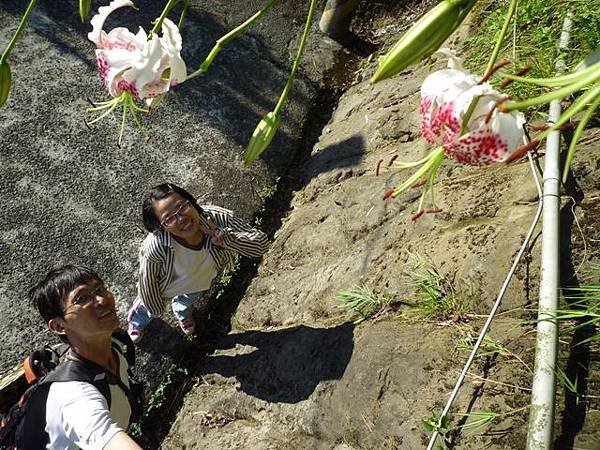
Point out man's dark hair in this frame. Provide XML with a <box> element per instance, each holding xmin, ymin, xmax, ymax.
<box><xmin>142</xmin><ymin>183</ymin><xmax>203</xmax><ymax>232</ymax></box>
<box><xmin>30</xmin><ymin>265</ymin><xmax>101</xmax><ymax>323</ymax></box>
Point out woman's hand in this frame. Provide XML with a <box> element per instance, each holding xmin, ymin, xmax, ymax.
<box><xmin>200</xmin><ymin>215</ymin><xmax>225</xmax><ymax>246</ymax></box>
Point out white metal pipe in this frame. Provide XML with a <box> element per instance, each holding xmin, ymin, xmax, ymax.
<box><xmin>526</xmin><ymin>13</ymin><xmax>572</xmax><ymax>450</ymax></box>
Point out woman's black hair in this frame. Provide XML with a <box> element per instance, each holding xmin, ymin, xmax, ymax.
<box><xmin>30</xmin><ymin>265</ymin><xmax>101</xmax><ymax>323</ymax></box>
<box><xmin>142</xmin><ymin>183</ymin><xmax>203</xmax><ymax>232</ymax></box>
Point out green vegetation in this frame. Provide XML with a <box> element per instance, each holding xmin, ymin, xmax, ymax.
<box><xmin>336</xmin><ymin>284</ymin><xmax>395</xmax><ymax>324</ymax></box>
<box><xmin>456</xmin><ymin>336</ymin><xmax>531</xmax><ymax>371</ymax></box>
<box><xmin>554</xmin><ymin>291</ymin><xmax>600</xmax><ymax>346</ymax></box>
<box><xmin>463</xmin><ymin>0</ymin><xmax>600</xmax><ymax>109</ymax></box>
<box><xmin>404</xmin><ymin>255</ymin><xmax>474</xmax><ymax>322</ymax></box>
<box><xmin>214</xmin><ymin>254</ymin><xmax>241</xmax><ymax>300</ymax></box>
<box><xmin>130</xmin><ymin>363</ymin><xmax>189</xmax><ymax>438</ymax></box>
<box><xmin>555</xmin><ymin>366</ymin><xmax>580</xmax><ymax>405</ymax></box>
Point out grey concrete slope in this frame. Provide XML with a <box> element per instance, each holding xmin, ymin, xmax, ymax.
<box><xmin>0</xmin><ymin>0</ymin><xmax>317</xmax><ymax>372</ymax></box>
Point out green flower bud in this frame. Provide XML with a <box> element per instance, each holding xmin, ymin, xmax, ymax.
<box><xmin>244</xmin><ymin>111</ymin><xmax>280</xmax><ymax>165</ymax></box>
<box><xmin>370</xmin><ymin>0</ymin><xmax>477</xmax><ymax>84</ymax></box>
<box><xmin>0</xmin><ymin>62</ymin><xmax>12</xmax><ymax>107</ymax></box>
<box><xmin>79</xmin><ymin>0</ymin><xmax>92</xmax><ymax>22</ymax></box>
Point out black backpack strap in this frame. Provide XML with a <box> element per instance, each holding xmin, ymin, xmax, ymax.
<box><xmin>17</xmin><ymin>351</ymin><xmax>139</xmax><ymax>450</ymax></box>
<box><xmin>111</xmin><ymin>328</ymin><xmax>136</xmax><ymax>367</ymax></box>
<box><xmin>12</xmin><ymin>382</ymin><xmax>54</xmax><ymax>450</ymax></box>
<box><xmin>15</xmin><ymin>360</ymin><xmax>107</xmax><ymax>450</ymax></box>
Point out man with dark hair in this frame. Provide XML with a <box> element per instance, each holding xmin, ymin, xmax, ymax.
<box><xmin>29</xmin><ymin>265</ymin><xmax>142</xmax><ymax>450</ymax></box>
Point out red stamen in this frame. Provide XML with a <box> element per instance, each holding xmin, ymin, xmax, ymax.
<box><xmin>558</xmin><ymin>122</ymin><xmax>573</xmax><ymax>131</ymax></box>
<box><xmin>383</xmin><ymin>188</ymin><xmax>394</xmax><ymax>200</ymax></box>
<box><xmin>411</xmin><ymin>180</ymin><xmax>426</xmax><ymax>189</ymax></box>
<box><xmin>479</xmin><ymin>60</ymin><xmax>511</xmax><ymax>84</ymax></box>
<box><xmin>484</xmin><ymin>102</ymin><xmax>499</xmax><ymax>124</ymax></box>
<box><xmin>375</xmin><ymin>158</ymin><xmax>383</xmax><ymax>176</ymax></box>
<box><xmin>425</xmin><ymin>207</ymin><xmax>443</xmax><ymax>214</ymax></box>
<box><xmin>530</xmin><ymin>122</ymin><xmax>549</xmax><ymax>131</ymax></box>
<box><xmin>412</xmin><ymin>211</ymin><xmax>425</xmax><ymax>221</ymax></box>
<box><xmin>504</xmin><ymin>140</ymin><xmax>540</xmax><ymax>164</ymax></box>
<box><xmin>388</xmin><ymin>155</ymin><xmax>399</xmax><ymax>167</ymax></box>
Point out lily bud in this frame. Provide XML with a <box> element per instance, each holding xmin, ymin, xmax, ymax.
<box><xmin>244</xmin><ymin>111</ymin><xmax>280</xmax><ymax>165</ymax></box>
<box><xmin>79</xmin><ymin>0</ymin><xmax>92</xmax><ymax>22</ymax></box>
<box><xmin>0</xmin><ymin>62</ymin><xmax>12</xmax><ymax>107</ymax></box>
<box><xmin>370</xmin><ymin>0</ymin><xmax>477</xmax><ymax>84</ymax></box>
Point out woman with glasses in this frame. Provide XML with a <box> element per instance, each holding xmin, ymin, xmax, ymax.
<box><xmin>126</xmin><ymin>183</ymin><xmax>269</xmax><ymax>343</ymax></box>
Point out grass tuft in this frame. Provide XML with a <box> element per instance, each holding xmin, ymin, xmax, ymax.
<box><xmin>463</xmin><ymin>0</ymin><xmax>600</xmax><ymax>117</ymax></box>
<box><xmin>404</xmin><ymin>254</ymin><xmax>474</xmax><ymax>322</ymax></box>
<box><xmin>336</xmin><ymin>285</ymin><xmax>395</xmax><ymax>324</ymax></box>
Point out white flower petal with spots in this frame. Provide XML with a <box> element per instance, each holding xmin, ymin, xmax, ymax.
<box><xmin>420</xmin><ymin>50</ymin><xmax>525</xmax><ymax>165</ymax></box>
<box><xmin>88</xmin><ymin>0</ymin><xmax>187</xmax><ymax>100</ymax></box>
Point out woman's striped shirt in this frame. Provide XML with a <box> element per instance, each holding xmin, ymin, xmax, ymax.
<box><xmin>136</xmin><ymin>204</ymin><xmax>269</xmax><ymax>316</ymax></box>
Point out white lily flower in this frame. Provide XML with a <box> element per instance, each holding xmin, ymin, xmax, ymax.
<box><xmin>380</xmin><ymin>49</ymin><xmax>527</xmax><ymax>220</ymax></box>
<box><xmin>88</xmin><ymin>0</ymin><xmax>186</xmax><ymax>100</ymax></box>
<box><xmin>420</xmin><ymin>49</ymin><xmax>525</xmax><ymax>165</ymax></box>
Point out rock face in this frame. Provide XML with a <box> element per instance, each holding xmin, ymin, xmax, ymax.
<box><xmin>164</xmin><ymin>17</ymin><xmax>600</xmax><ymax>450</ymax></box>
<box><xmin>0</xmin><ymin>0</ymin><xmax>317</xmax><ymax>375</ymax></box>
<box><xmin>3</xmin><ymin>1</ymin><xmax>600</xmax><ymax>449</ymax></box>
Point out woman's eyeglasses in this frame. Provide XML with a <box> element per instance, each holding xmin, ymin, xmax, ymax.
<box><xmin>161</xmin><ymin>201</ymin><xmax>192</xmax><ymax>227</ymax></box>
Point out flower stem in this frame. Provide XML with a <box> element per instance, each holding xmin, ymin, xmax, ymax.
<box><xmin>272</xmin><ymin>0</ymin><xmax>317</xmax><ymax>116</ymax></box>
<box><xmin>562</xmin><ymin>86</ymin><xmax>600</xmax><ymax>182</ymax></box>
<box><xmin>392</xmin><ymin>147</ymin><xmax>445</xmax><ymax>197</ymax></box>
<box><xmin>187</xmin><ymin>0</ymin><xmax>276</xmax><ymax>80</ymax></box>
<box><xmin>150</xmin><ymin>0</ymin><xmax>181</xmax><ymax>37</ymax></box>
<box><xmin>484</xmin><ymin>0</ymin><xmax>517</xmax><ymax>77</ymax></box>
<box><xmin>502</xmin><ymin>65</ymin><xmax>600</xmax><ymax>112</ymax></box>
<box><xmin>500</xmin><ymin>60</ymin><xmax>600</xmax><ymax>88</ymax></box>
<box><xmin>177</xmin><ymin>0</ymin><xmax>189</xmax><ymax>31</ymax></box>
<box><xmin>0</xmin><ymin>0</ymin><xmax>37</xmax><ymax>65</ymax></box>
<box><xmin>536</xmin><ymin>83</ymin><xmax>600</xmax><ymax>141</ymax></box>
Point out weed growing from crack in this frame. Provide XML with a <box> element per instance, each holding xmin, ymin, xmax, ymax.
<box><xmin>403</xmin><ymin>254</ymin><xmax>475</xmax><ymax>323</ymax></box>
<box><xmin>336</xmin><ymin>284</ymin><xmax>396</xmax><ymax>324</ymax></box>
<box><xmin>130</xmin><ymin>363</ymin><xmax>190</xmax><ymax>439</ymax></box>
<box><xmin>456</xmin><ymin>336</ymin><xmax>531</xmax><ymax>372</ymax></box>
<box><xmin>555</xmin><ymin>366</ymin><xmax>580</xmax><ymax>406</ymax></box>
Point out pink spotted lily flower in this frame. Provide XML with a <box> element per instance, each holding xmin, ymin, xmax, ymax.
<box><xmin>382</xmin><ymin>49</ymin><xmax>526</xmax><ymax>220</ymax></box>
<box><xmin>86</xmin><ymin>0</ymin><xmax>187</xmax><ymax>144</ymax></box>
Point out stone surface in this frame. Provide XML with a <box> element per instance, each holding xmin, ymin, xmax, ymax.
<box><xmin>163</xmin><ymin>11</ymin><xmax>600</xmax><ymax>450</ymax></box>
<box><xmin>0</xmin><ymin>0</ymin><xmax>318</xmax><ymax>378</ymax></box>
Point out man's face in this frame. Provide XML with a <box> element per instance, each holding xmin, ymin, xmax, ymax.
<box><xmin>58</xmin><ymin>278</ymin><xmax>119</xmax><ymax>340</ymax></box>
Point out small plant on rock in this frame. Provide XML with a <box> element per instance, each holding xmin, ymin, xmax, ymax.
<box><xmin>456</xmin><ymin>336</ymin><xmax>531</xmax><ymax>371</ymax></box>
<box><xmin>336</xmin><ymin>285</ymin><xmax>395</xmax><ymax>324</ymax></box>
<box><xmin>404</xmin><ymin>254</ymin><xmax>474</xmax><ymax>322</ymax></box>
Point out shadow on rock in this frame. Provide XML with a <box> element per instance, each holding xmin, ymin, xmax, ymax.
<box><xmin>304</xmin><ymin>134</ymin><xmax>367</xmax><ymax>182</ymax></box>
<box><xmin>200</xmin><ymin>322</ymin><xmax>355</xmax><ymax>403</ymax></box>
<box><xmin>134</xmin><ymin>318</ymin><xmax>187</xmax><ymax>387</ymax></box>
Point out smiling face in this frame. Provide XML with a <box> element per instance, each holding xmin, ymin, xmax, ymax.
<box><xmin>153</xmin><ymin>193</ymin><xmax>203</xmax><ymax>243</ymax></box>
<box><xmin>51</xmin><ymin>279</ymin><xmax>119</xmax><ymax>342</ymax></box>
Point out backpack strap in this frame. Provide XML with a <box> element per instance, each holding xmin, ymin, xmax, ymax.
<box><xmin>16</xmin><ymin>331</ymin><xmax>140</xmax><ymax>450</ymax></box>
<box><xmin>111</xmin><ymin>328</ymin><xmax>136</xmax><ymax>367</ymax></box>
<box><xmin>16</xmin><ymin>359</ymin><xmax>109</xmax><ymax>450</ymax></box>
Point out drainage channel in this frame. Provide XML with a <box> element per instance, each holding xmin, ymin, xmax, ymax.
<box><xmin>133</xmin><ymin>65</ymin><xmax>358</xmax><ymax>450</ymax></box>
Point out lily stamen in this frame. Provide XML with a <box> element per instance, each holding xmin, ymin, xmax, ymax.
<box><xmin>479</xmin><ymin>59</ymin><xmax>510</xmax><ymax>84</ymax></box>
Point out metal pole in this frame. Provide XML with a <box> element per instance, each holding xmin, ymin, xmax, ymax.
<box><xmin>526</xmin><ymin>13</ymin><xmax>572</xmax><ymax>450</ymax></box>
